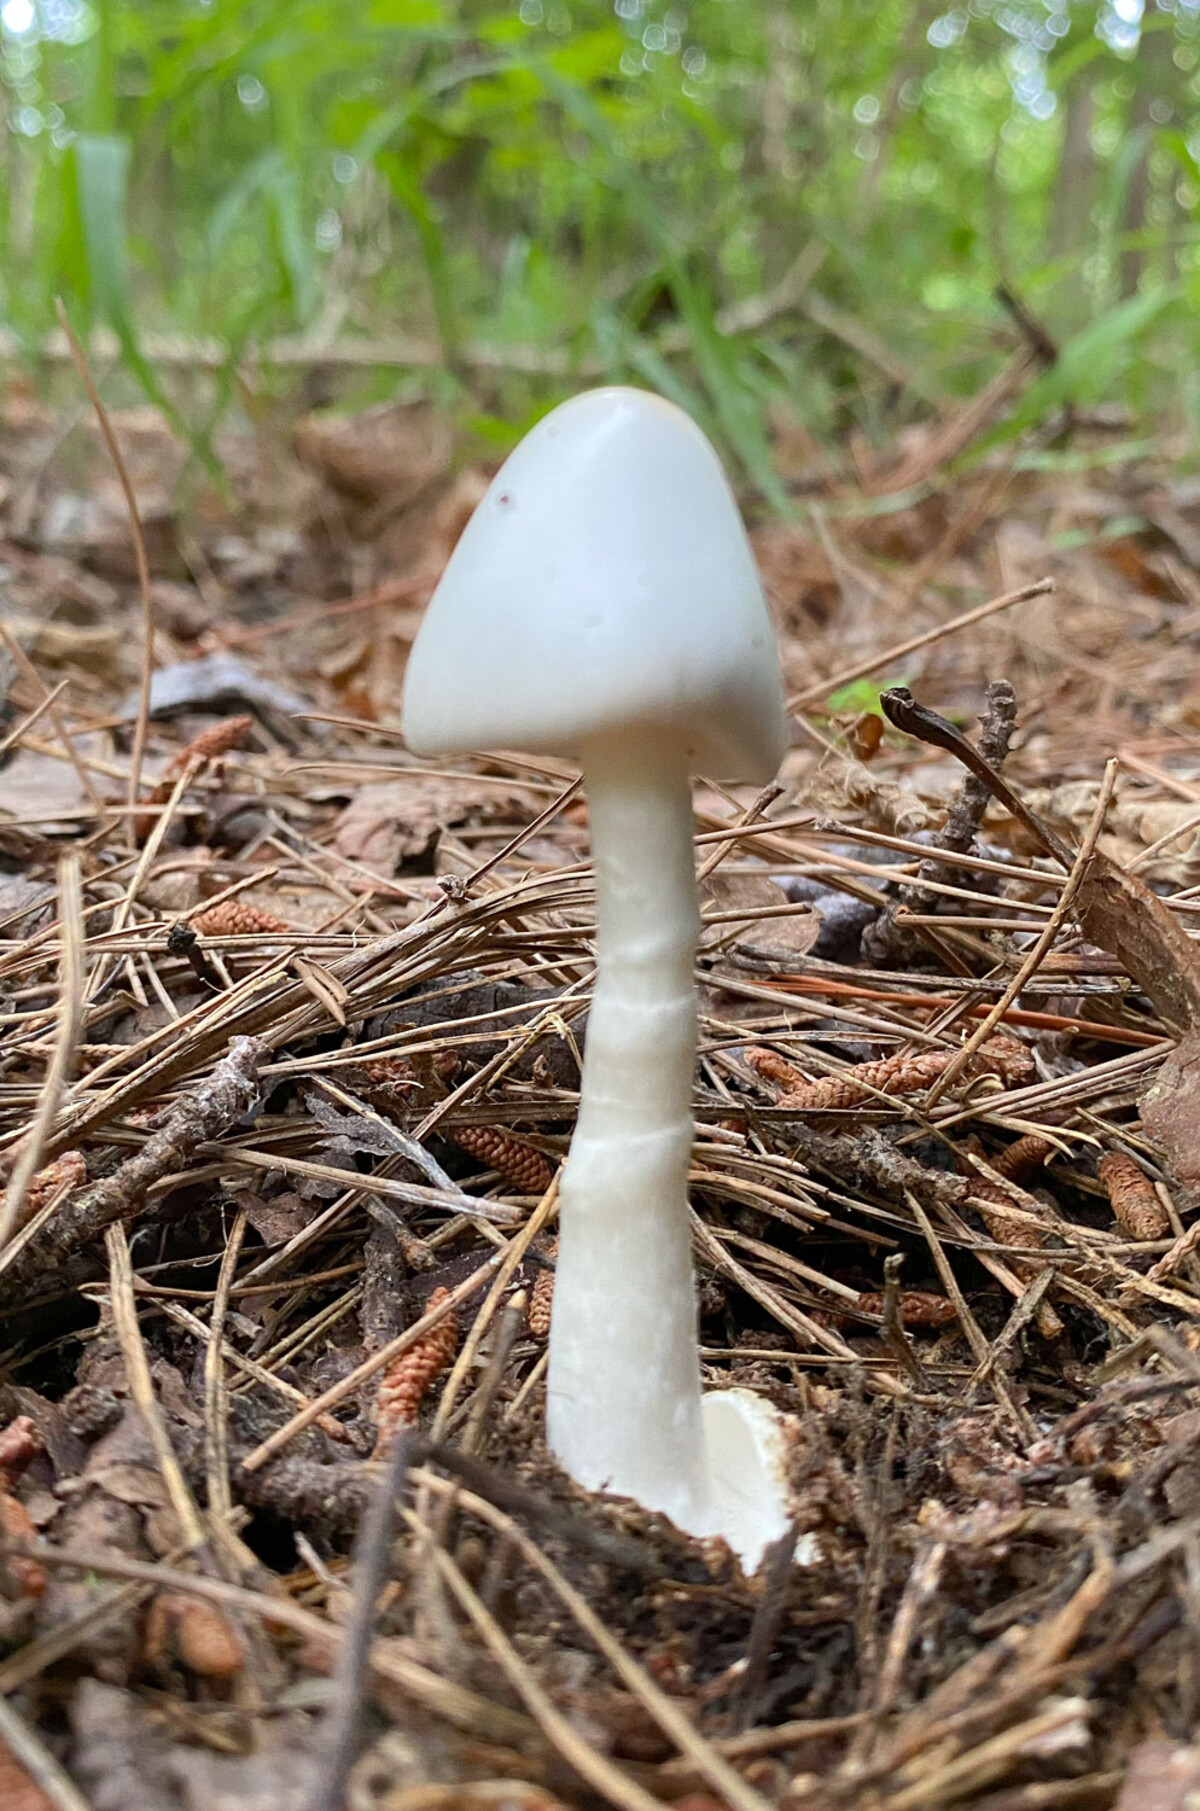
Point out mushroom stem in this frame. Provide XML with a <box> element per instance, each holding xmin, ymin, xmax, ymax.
<box><xmin>546</xmin><ymin>730</ymin><xmax>716</xmax><ymax>1534</ymax></box>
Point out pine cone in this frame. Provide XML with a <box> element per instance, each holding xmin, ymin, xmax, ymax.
<box><xmin>450</xmin><ymin>1125</ymin><xmax>555</xmax><ymax>1195</ymax></box>
<box><xmin>134</xmin><ymin>716</ymin><xmax>253</xmax><ymax>838</ymax></box>
<box><xmin>192</xmin><ymin>900</ymin><xmax>294</xmax><ymax>936</ymax></box>
<box><xmin>527</xmin><ymin>1240</ymin><xmax>558</xmax><ymax>1337</ymax></box>
<box><xmin>991</xmin><ymin>1134</ymin><xmax>1054</xmax><ymax>1183</ymax></box>
<box><xmin>961</xmin><ymin>1155</ymin><xmax>1062</xmax><ymax>1339</ymax></box>
<box><xmin>1098</xmin><ymin>1151</ymin><xmax>1170</xmax><ymax>1241</ymax></box>
<box><xmin>776</xmin><ymin>1035</ymin><xmax>1033</xmax><ymax>1112</ymax></box>
<box><xmin>854</xmin><ymin>1290</ymin><xmax>957</xmax><ymax>1328</ymax></box>
<box><xmin>162</xmin><ymin>714</ymin><xmax>253</xmax><ymax>781</ymax></box>
<box><xmin>745</xmin><ymin>1046</ymin><xmax>807</xmax><ymax>1092</ymax></box>
<box><xmin>373</xmin><ymin>1288</ymin><xmax>459</xmax><ymax>1455</ymax></box>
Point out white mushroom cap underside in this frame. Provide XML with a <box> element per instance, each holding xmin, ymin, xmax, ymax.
<box><xmin>402</xmin><ymin>387</ymin><xmax>786</xmax><ymax>781</ymax></box>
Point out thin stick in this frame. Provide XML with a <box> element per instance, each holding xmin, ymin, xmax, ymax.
<box><xmin>0</xmin><ymin>1541</ymin><xmax>530</xmax><ymax>1741</ymax></box>
<box><xmin>0</xmin><ymin>856</ymin><xmax>84</xmax><ymax>1249</ymax></box>
<box><xmin>54</xmin><ymin>298</ymin><xmax>156</xmax><ymax>822</ymax></box>
<box><xmin>0</xmin><ymin>628</ymin><xmax>101</xmax><ymax>808</ymax></box>
<box><xmin>923</xmin><ymin>757</ymin><xmax>1119</xmax><ymax>1107</ymax></box>
<box><xmin>696</xmin><ymin>781</ymin><xmax>785</xmax><ymax>882</ymax></box>
<box><xmin>0</xmin><ymin>675</ymin><xmax>72</xmax><ymax>757</ymax></box>
<box><xmin>0</xmin><ymin>1693</ymin><xmax>93</xmax><ymax>1811</ymax></box>
<box><xmin>430</xmin><ymin>1175</ymin><xmax>559</xmax><ymax>1437</ymax></box>
<box><xmin>104</xmin><ymin>1222</ymin><xmax>207</xmax><ymax>1551</ymax></box>
<box><xmin>204</xmin><ymin>1206</ymin><xmax>247</xmax><ymax>1529</ymax></box>
<box><xmin>413</xmin><ymin>1466</ymin><xmax>775</xmax><ymax>1811</ymax></box>
<box><xmin>787</xmin><ymin>577</ymin><xmax>1052</xmax><ymax>710</ymax></box>
<box><xmin>410</xmin><ymin>1515</ymin><xmax>668</xmax><ymax>1811</ymax></box>
<box><xmin>907</xmin><ymin>1194</ymin><xmax>1036</xmax><ymax>1444</ymax></box>
<box><xmin>240</xmin><ymin>1254</ymin><xmax>505</xmax><ymax>1472</ymax></box>
<box><xmin>304</xmin><ymin>1432</ymin><xmax>413</xmax><ymax>1811</ymax></box>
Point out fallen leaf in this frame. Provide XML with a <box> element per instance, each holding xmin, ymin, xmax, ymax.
<box><xmin>1115</xmin><ymin>1740</ymin><xmax>1200</xmax><ymax>1811</ymax></box>
<box><xmin>237</xmin><ymin>1189</ymin><xmax>311</xmax><ymax>1245</ymax></box>
<box><xmin>0</xmin><ymin>737</ymin><xmax>121</xmax><ymax>832</ymax></box>
<box><xmin>700</xmin><ymin>871</ymin><xmax>821</xmax><ymax>961</ymax></box>
<box><xmin>294</xmin><ymin>399</ymin><xmax>451</xmax><ymax>505</ymax></box>
<box><xmin>1142</xmin><ymin>1032</ymin><xmax>1200</xmax><ymax>1191</ymax></box>
<box><xmin>0</xmin><ymin>1737</ymin><xmax>58</xmax><ymax>1811</ymax></box>
<box><xmin>332</xmin><ymin>776</ymin><xmax>528</xmax><ymax>874</ymax></box>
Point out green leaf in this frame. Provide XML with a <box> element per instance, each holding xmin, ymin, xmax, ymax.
<box><xmin>965</xmin><ymin>287</ymin><xmax>1178</xmax><ymax>463</ymax></box>
<box><xmin>69</xmin><ymin>135</ymin><xmax>219</xmax><ymax>477</ymax></box>
<box><xmin>827</xmin><ymin>678</ymin><xmax>906</xmax><ymax>716</ymax></box>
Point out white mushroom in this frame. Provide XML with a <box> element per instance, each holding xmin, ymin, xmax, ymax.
<box><xmin>402</xmin><ymin>386</ymin><xmax>792</xmax><ymax>1569</ymax></box>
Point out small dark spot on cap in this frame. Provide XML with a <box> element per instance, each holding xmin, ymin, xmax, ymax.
<box><xmin>497</xmin><ymin>491</ymin><xmax>514</xmax><ymax>508</ymax></box>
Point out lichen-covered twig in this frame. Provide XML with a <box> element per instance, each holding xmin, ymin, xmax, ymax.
<box><xmin>1</xmin><ymin>1036</ymin><xmax>268</xmax><ymax>1302</ymax></box>
<box><xmin>926</xmin><ymin>680</ymin><xmax>1019</xmax><ymax>875</ymax></box>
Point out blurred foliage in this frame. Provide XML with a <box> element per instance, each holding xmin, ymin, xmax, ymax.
<box><xmin>1</xmin><ymin>0</ymin><xmax>1199</xmax><ymax>482</ymax></box>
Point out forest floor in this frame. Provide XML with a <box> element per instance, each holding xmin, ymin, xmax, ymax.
<box><xmin>3</xmin><ymin>374</ymin><xmax>1200</xmax><ymax>1811</ymax></box>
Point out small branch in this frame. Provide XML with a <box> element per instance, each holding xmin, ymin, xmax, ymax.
<box><xmin>54</xmin><ymin>301</ymin><xmax>156</xmax><ymax>828</ymax></box>
<box><xmin>304</xmin><ymin>1432</ymin><xmax>413</xmax><ymax>1811</ymax></box>
<box><xmin>0</xmin><ymin>857</ymin><xmax>84</xmax><ymax>1250</ymax></box>
<box><xmin>0</xmin><ymin>1695</ymin><xmax>93</xmax><ymax>1811</ymax></box>
<box><xmin>789</xmin><ymin>579</ymin><xmax>1052</xmax><ymax>712</ymax></box>
<box><xmin>0</xmin><ymin>1035</ymin><xmax>268</xmax><ymax>1300</ymax></box>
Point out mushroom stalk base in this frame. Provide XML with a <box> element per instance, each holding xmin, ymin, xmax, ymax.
<box><xmin>546</xmin><ymin>735</ymin><xmax>792</xmax><ymax>1568</ymax></box>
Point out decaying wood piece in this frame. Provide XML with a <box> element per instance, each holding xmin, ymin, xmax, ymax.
<box><xmin>1140</xmin><ymin>1037</ymin><xmax>1200</xmax><ymax>1194</ymax></box>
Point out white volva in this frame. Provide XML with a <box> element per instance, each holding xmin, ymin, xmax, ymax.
<box><xmin>402</xmin><ymin>386</ymin><xmax>794</xmax><ymax>1568</ymax></box>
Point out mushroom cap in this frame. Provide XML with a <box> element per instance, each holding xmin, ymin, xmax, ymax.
<box><xmin>402</xmin><ymin>387</ymin><xmax>786</xmax><ymax>780</ymax></box>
